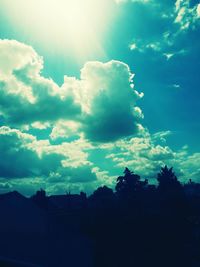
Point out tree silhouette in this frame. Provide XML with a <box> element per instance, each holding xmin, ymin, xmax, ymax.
<box><xmin>91</xmin><ymin>186</ymin><xmax>113</xmax><ymax>199</ymax></box>
<box><xmin>157</xmin><ymin>165</ymin><xmax>182</xmax><ymax>192</ymax></box>
<box><xmin>89</xmin><ymin>186</ymin><xmax>114</xmax><ymax>208</ymax></box>
<box><xmin>31</xmin><ymin>188</ymin><xmax>47</xmax><ymax>209</ymax></box>
<box><xmin>115</xmin><ymin>167</ymin><xmax>141</xmax><ymax>197</ymax></box>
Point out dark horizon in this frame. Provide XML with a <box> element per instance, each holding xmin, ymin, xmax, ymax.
<box><xmin>1</xmin><ymin>166</ymin><xmax>200</xmax><ymax>266</ymax></box>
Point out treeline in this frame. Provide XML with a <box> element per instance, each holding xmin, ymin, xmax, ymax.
<box><xmin>83</xmin><ymin>166</ymin><xmax>200</xmax><ymax>267</ymax></box>
<box><xmin>30</xmin><ymin>165</ymin><xmax>200</xmax><ymax>267</ymax></box>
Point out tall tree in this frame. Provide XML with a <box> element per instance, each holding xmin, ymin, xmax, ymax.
<box><xmin>115</xmin><ymin>167</ymin><xmax>141</xmax><ymax>196</ymax></box>
<box><xmin>157</xmin><ymin>165</ymin><xmax>182</xmax><ymax>192</ymax></box>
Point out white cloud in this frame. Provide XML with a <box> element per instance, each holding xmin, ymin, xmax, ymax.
<box><xmin>77</xmin><ymin>60</ymin><xmax>144</xmax><ymax>142</ymax></box>
<box><xmin>0</xmin><ymin>40</ymin><xmax>144</xmax><ymax>142</ymax></box>
<box><xmin>128</xmin><ymin>0</ymin><xmax>200</xmax><ymax>57</ymax></box>
<box><xmin>0</xmin><ymin>40</ymin><xmax>81</xmax><ymax>126</ymax></box>
<box><xmin>197</xmin><ymin>4</ymin><xmax>200</xmax><ymax>17</ymax></box>
<box><xmin>129</xmin><ymin>43</ymin><xmax>137</xmax><ymax>50</ymax></box>
<box><xmin>103</xmin><ymin>129</ymin><xmax>200</xmax><ymax>183</ymax></box>
<box><xmin>0</xmin><ymin>126</ymin><xmax>97</xmax><ymax>190</ymax></box>
<box><xmin>0</xmin><ymin>126</ymin><xmax>63</xmax><ymax>178</ymax></box>
<box><xmin>59</xmin><ymin>60</ymin><xmax>144</xmax><ymax>142</ymax></box>
<box><xmin>0</xmin><ymin>39</ymin><xmax>42</xmax><ymax>79</ymax></box>
<box><xmin>129</xmin><ymin>39</ymin><xmax>162</xmax><ymax>53</ymax></box>
<box><xmin>175</xmin><ymin>0</ymin><xmax>199</xmax><ymax>30</ymax></box>
<box><xmin>50</xmin><ymin>120</ymin><xmax>80</xmax><ymax>140</ymax></box>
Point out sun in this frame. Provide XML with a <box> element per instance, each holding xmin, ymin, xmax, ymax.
<box><xmin>1</xmin><ymin>0</ymin><xmax>114</xmax><ymax>59</ymax></box>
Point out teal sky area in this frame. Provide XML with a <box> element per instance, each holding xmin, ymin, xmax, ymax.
<box><xmin>0</xmin><ymin>0</ymin><xmax>199</xmax><ymax>195</ymax></box>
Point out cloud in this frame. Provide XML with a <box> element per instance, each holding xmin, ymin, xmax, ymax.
<box><xmin>105</xmin><ymin>130</ymin><xmax>175</xmax><ymax>177</ymax></box>
<box><xmin>0</xmin><ymin>124</ymin><xmax>200</xmax><ymax>194</ymax></box>
<box><xmin>175</xmin><ymin>0</ymin><xmax>200</xmax><ymax>30</ymax></box>
<box><xmin>55</xmin><ymin>166</ymin><xmax>97</xmax><ymax>183</ymax></box>
<box><xmin>0</xmin><ymin>181</ymin><xmax>12</xmax><ymax>193</ymax></box>
<box><xmin>0</xmin><ymin>39</ymin><xmax>146</xmax><ymax>193</ymax></box>
<box><xmin>0</xmin><ymin>39</ymin><xmax>81</xmax><ymax>126</ymax></box>
<box><xmin>0</xmin><ymin>126</ymin><xmax>64</xmax><ymax>178</ymax></box>
<box><xmin>0</xmin><ymin>39</ymin><xmax>42</xmax><ymax>79</ymax></box>
<box><xmin>0</xmin><ymin>38</ymin><xmax>199</xmax><ymax>194</ymax></box>
<box><xmin>129</xmin><ymin>40</ymin><xmax>162</xmax><ymax>53</ymax></box>
<box><xmin>0</xmin><ymin>126</ymin><xmax>97</xmax><ymax>191</ymax></box>
<box><xmin>77</xmin><ymin>60</ymin><xmax>144</xmax><ymax>142</ymax></box>
<box><xmin>178</xmin><ymin>152</ymin><xmax>200</xmax><ymax>181</ymax></box>
<box><xmin>113</xmin><ymin>0</ymin><xmax>199</xmax><ymax>136</ymax></box>
<box><xmin>55</xmin><ymin>60</ymin><xmax>144</xmax><ymax>142</ymax></box>
<box><xmin>50</xmin><ymin>120</ymin><xmax>80</xmax><ymax>140</ymax></box>
<box><xmin>127</xmin><ymin>0</ymin><xmax>200</xmax><ymax>57</ymax></box>
<box><xmin>0</xmin><ymin>40</ymin><xmax>144</xmax><ymax>143</ymax></box>
<box><xmin>47</xmin><ymin>138</ymin><xmax>93</xmax><ymax>168</ymax></box>
<box><xmin>197</xmin><ymin>4</ymin><xmax>200</xmax><ymax>17</ymax></box>
<box><xmin>103</xmin><ymin>129</ymin><xmax>200</xmax><ymax>183</ymax></box>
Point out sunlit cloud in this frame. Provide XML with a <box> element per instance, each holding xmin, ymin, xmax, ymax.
<box><xmin>0</xmin><ymin>40</ymin><xmax>144</xmax><ymax>142</ymax></box>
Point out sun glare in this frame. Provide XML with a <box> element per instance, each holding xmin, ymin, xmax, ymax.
<box><xmin>2</xmin><ymin>0</ymin><xmax>113</xmax><ymax>59</ymax></box>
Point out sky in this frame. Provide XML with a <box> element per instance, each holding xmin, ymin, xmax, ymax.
<box><xmin>0</xmin><ymin>0</ymin><xmax>199</xmax><ymax>195</ymax></box>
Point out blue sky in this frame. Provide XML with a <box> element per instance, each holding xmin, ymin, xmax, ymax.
<box><xmin>0</xmin><ymin>0</ymin><xmax>199</xmax><ymax>195</ymax></box>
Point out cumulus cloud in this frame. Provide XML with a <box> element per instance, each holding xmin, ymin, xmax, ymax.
<box><xmin>0</xmin><ymin>38</ymin><xmax>199</xmax><ymax>194</ymax></box>
<box><xmin>77</xmin><ymin>60</ymin><xmax>143</xmax><ymax>142</ymax></box>
<box><xmin>0</xmin><ymin>126</ymin><xmax>63</xmax><ymax>178</ymax></box>
<box><xmin>105</xmin><ymin>130</ymin><xmax>174</xmax><ymax>178</ymax></box>
<box><xmin>0</xmin><ymin>126</ymin><xmax>97</xmax><ymax>191</ymax></box>
<box><xmin>0</xmin><ymin>40</ymin><xmax>144</xmax><ymax>143</ymax></box>
<box><xmin>0</xmin><ymin>39</ymin><xmax>147</xmax><ymax>193</ymax></box>
<box><xmin>50</xmin><ymin>120</ymin><xmax>80</xmax><ymax>140</ymax></box>
<box><xmin>103</xmin><ymin>129</ymin><xmax>200</xmax><ymax>183</ymax></box>
<box><xmin>1</xmin><ymin>124</ymin><xmax>199</xmax><ymax>194</ymax></box>
<box><xmin>0</xmin><ymin>39</ymin><xmax>42</xmax><ymax>78</ymax></box>
<box><xmin>0</xmin><ymin>40</ymin><xmax>81</xmax><ymax>126</ymax></box>
<box><xmin>60</xmin><ymin>60</ymin><xmax>144</xmax><ymax>142</ymax></box>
